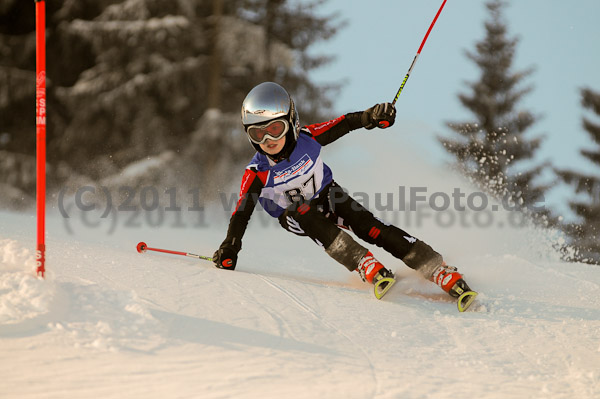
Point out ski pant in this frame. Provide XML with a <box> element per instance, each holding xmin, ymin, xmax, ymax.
<box><xmin>278</xmin><ymin>181</ymin><xmax>443</xmax><ymax>277</ymax></box>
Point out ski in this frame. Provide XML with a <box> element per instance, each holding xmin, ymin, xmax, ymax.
<box><xmin>374</xmin><ymin>276</ymin><xmax>396</xmax><ymax>300</ymax></box>
<box><xmin>375</xmin><ymin>275</ymin><xmax>478</xmax><ymax>311</ymax></box>
<box><xmin>457</xmin><ymin>291</ymin><xmax>478</xmax><ymax>312</ymax></box>
<box><xmin>446</xmin><ymin>274</ymin><xmax>479</xmax><ymax>312</ymax></box>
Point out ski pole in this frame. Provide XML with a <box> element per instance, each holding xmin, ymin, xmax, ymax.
<box><xmin>136</xmin><ymin>241</ymin><xmax>213</xmax><ymax>262</ymax></box>
<box><xmin>387</xmin><ymin>0</ymin><xmax>448</xmax><ymax>114</ymax></box>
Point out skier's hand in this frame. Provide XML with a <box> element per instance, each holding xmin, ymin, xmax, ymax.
<box><xmin>213</xmin><ymin>246</ymin><xmax>238</xmax><ymax>270</ymax></box>
<box><xmin>361</xmin><ymin>102</ymin><xmax>396</xmax><ymax>130</ymax></box>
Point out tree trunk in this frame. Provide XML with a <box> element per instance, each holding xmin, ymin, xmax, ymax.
<box><xmin>207</xmin><ymin>0</ymin><xmax>224</xmax><ymax>109</ymax></box>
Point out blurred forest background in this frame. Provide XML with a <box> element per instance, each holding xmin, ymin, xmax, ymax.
<box><xmin>0</xmin><ymin>0</ymin><xmax>342</xmax><ymax>207</ymax></box>
<box><xmin>0</xmin><ymin>0</ymin><xmax>598</xmax><ymax>263</ymax></box>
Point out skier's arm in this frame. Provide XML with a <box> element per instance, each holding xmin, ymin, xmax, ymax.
<box><xmin>306</xmin><ymin>103</ymin><xmax>396</xmax><ymax>146</ymax></box>
<box><xmin>213</xmin><ymin>167</ymin><xmax>264</xmax><ymax>270</ymax></box>
<box><xmin>304</xmin><ymin>114</ymin><xmax>361</xmax><ymax>146</ymax></box>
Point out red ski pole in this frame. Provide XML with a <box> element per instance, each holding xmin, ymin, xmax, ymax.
<box><xmin>136</xmin><ymin>242</ymin><xmax>214</xmax><ymax>262</ymax></box>
<box><xmin>388</xmin><ymin>0</ymin><xmax>448</xmax><ymax>110</ymax></box>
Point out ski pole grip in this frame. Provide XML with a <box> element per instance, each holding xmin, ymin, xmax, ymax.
<box><xmin>378</xmin><ymin>121</ymin><xmax>391</xmax><ymax>128</ymax></box>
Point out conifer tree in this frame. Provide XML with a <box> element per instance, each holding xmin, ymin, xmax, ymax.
<box><xmin>0</xmin><ymin>0</ymin><xmax>341</xmax><ymax>199</ymax></box>
<box><xmin>438</xmin><ymin>0</ymin><xmax>547</xmax><ymax>213</ymax></box>
<box><xmin>555</xmin><ymin>88</ymin><xmax>600</xmax><ymax>264</ymax></box>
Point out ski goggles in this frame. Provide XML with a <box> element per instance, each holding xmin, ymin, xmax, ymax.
<box><xmin>246</xmin><ymin>119</ymin><xmax>289</xmax><ymax>144</ymax></box>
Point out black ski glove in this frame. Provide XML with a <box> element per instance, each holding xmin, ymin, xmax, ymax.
<box><xmin>361</xmin><ymin>102</ymin><xmax>396</xmax><ymax>130</ymax></box>
<box><xmin>213</xmin><ymin>245</ymin><xmax>238</xmax><ymax>270</ymax></box>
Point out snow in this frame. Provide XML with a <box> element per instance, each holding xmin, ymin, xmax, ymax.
<box><xmin>1</xmin><ymin>135</ymin><xmax>599</xmax><ymax>398</ymax></box>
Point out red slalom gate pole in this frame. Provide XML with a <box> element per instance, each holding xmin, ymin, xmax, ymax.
<box><xmin>35</xmin><ymin>0</ymin><xmax>46</xmax><ymax>278</ymax></box>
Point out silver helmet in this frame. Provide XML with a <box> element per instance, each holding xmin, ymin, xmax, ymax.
<box><xmin>241</xmin><ymin>82</ymin><xmax>300</xmax><ymax>144</ymax></box>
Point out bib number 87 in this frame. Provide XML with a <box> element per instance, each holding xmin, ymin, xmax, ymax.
<box><xmin>285</xmin><ymin>174</ymin><xmax>317</xmax><ymax>203</ymax></box>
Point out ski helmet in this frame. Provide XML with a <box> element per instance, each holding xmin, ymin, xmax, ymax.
<box><xmin>241</xmin><ymin>82</ymin><xmax>300</xmax><ymax>158</ymax></box>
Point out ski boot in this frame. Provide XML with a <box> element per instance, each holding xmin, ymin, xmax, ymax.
<box><xmin>357</xmin><ymin>251</ymin><xmax>396</xmax><ymax>299</ymax></box>
<box><xmin>431</xmin><ymin>262</ymin><xmax>478</xmax><ymax>312</ymax></box>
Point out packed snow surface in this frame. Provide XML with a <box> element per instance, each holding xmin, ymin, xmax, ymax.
<box><xmin>1</xmin><ymin>136</ymin><xmax>599</xmax><ymax>398</ymax></box>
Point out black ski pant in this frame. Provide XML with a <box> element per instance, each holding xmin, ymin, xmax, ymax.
<box><xmin>278</xmin><ymin>181</ymin><xmax>420</xmax><ymax>272</ymax></box>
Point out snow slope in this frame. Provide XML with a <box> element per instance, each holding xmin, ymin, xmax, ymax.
<box><xmin>1</xmin><ymin>135</ymin><xmax>599</xmax><ymax>399</ymax></box>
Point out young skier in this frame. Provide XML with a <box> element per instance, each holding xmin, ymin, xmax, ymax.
<box><xmin>213</xmin><ymin>82</ymin><xmax>475</xmax><ymax>305</ymax></box>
